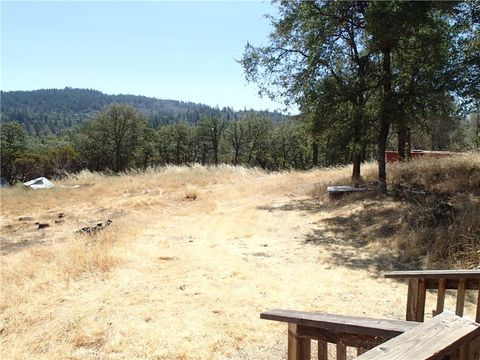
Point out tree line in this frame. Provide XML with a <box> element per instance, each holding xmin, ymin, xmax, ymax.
<box><xmin>0</xmin><ymin>103</ymin><xmax>317</xmax><ymax>184</ymax></box>
<box><xmin>0</xmin><ymin>88</ymin><xmax>285</xmax><ymax>137</ymax></box>
<box><xmin>1</xmin><ymin>98</ymin><xmax>473</xmax><ymax>185</ymax></box>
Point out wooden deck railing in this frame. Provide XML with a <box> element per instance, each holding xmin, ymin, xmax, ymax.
<box><xmin>260</xmin><ymin>309</ymin><xmax>418</xmax><ymax>359</ymax></box>
<box><xmin>356</xmin><ymin>311</ymin><xmax>480</xmax><ymax>360</ymax></box>
<box><xmin>261</xmin><ymin>270</ymin><xmax>480</xmax><ymax>359</ymax></box>
<box><xmin>384</xmin><ymin>270</ymin><xmax>480</xmax><ymax>322</ymax></box>
<box><xmin>262</xmin><ymin>310</ymin><xmax>480</xmax><ymax>360</ymax></box>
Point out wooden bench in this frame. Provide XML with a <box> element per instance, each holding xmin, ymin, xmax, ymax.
<box><xmin>327</xmin><ymin>186</ymin><xmax>367</xmax><ymax>199</ymax></box>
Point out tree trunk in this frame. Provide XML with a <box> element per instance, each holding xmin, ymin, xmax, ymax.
<box><xmin>352</xmin><ymin>121</ymin><xmax>363</xmax><ymax>184</ymax></box>
<box><xmin>312</xmin><ymin>141</ymin><xmax>318</xmax><ymax>167</ymax></box>
<box><xmin>352</xmin><ymin>155</ymin><xmax>361</xmax><ymax>185</ymax></box>
<box><xmin>213</xmin><ymin>142</ymin><xmax>219</xmax><ymax>166</ymax></box>
<box><xmin>397</xmin><ymin>122</ymin><xmax>407</xmax><ymax>161</ymax></box>
<box><xmin>378</xmin><ymin>46</ymin><xmax>392</xmax><ymax>193</ymax></box>
<box><xmin>406</xmin><ymin>127</ymin><xmax>412</xmax><ymax>159</ymax></box>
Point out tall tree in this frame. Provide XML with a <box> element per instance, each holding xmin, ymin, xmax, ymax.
<box><xmin>76</xmin><ymin>104</ymin><xmax>146</xmax><ymax>172</ymax></box>
<box><xmin>226</xmin><ymin>120</ymin><xmax>246</xmax><ymax>165</ymax></box>
<box><xmin>241</xmin><ymin>0</ymin><xmax>469</xmax><ymax>191</ymax></box>
<box><xmin>197</xmin><ymin>117</ymin><xmax>226</xmax><ymax>165</ymax></box>
<box><xmin>0</xmin><ymin>122</ymin><xmax>28</xmax><ymax>184</ymax></box>
<box><xmin>241</xmin><ymin>1</ymin><xmax>377</xmax><ymax>183</ymax></box>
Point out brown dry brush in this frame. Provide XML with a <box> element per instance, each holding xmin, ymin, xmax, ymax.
<box><xmin>389</xmin><ymin>154</ymin><xmax>480</xmax><ymax>268</ymax></box>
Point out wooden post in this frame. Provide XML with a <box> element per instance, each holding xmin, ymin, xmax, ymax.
<box><xmin>457</xmin><ymin>279</ymin><xmax>467</xmax><ymax>317</ymax></box>
<box><xmin>406</xmin><ymin>278</ymin><xmax>419</xmax><ymax>321</ymax></box>
<box><xmin>407</xmin><ymin>278</ymin><xmax>426</xmax><ymax>322</ymax></box>
<box><xmin>450</xmin><ymin>342</ymin><xmax>470</xmax><ymax>360</ymax></box>
<box><xmin>288</xmin><ymin>323</ymin><xmax>311</xmax><ymax>360</ymax></box>
<box><xmin>318</xmin><ymin>340</ymin><xmax>328</xmax><ymax>360</ymax></box>
<box><xmin>436</xmin><ymin>277</ymin><xmax>446</xmax><ymax>316</ymax></box>
<box><xmin>468</xmin><ymin>338</ymin><xmax>480</xmax><ymax>360</ymax></box>
<box><xmin>336</xmin><ymin>343</ymin><xmax>346</xmax><ymax>360</ymax></box>
<box><xmin>416</xmin><ymin>278</ymin><xmax>427</xmax><ymax>322</ymax></box>
<box><xmin>357</xmin><ymin>347</ymin><xmax>366</xmax><ymax>356</ymax></box>
<box><xmin>476</xmin><ymin>282</ymin><xmax>480</xmax><ymax>323</ymax></box>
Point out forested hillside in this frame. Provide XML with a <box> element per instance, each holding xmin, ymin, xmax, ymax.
<box><xmin>0</xmin><ymin>88</ymin><xmax>284</xmax><ymax>136</ymax></box>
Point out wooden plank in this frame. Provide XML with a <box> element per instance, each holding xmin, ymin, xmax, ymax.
<box><xmin>356</xmin><ymin>312</ymin><xmax>480</xmax><ymax>360</ymax></box>
<box><xmin>436</xmin><ymin>277</ymin><xmax>446</xmax><ymax>316</ymax></box>
<box><xmin>336</xmin><ymin>343</ymin><xmax>346</xmax><ymax>360</ymax></box>
<box><xmin>260</xmin><ymin>309</ymin><xmax>418</xmax><ymax>338</ymax></box>
<box><xmin>357</xmin><ymin>347</ymin><xmax>366</xmax><ymax>356</ymax></box>
<box><xmin>327</xmin><ymin>186</ymin><xmax>367</xmax><ymax>193</ymax></box>
<box><xmin>416</xmin><ymin>278</ymin><xmax>427</xmax><ymax>322</ymax></box>
<box><xmin>468</xmin><ymin>337</ymin><xmax>480</xmax><ymax>360</ymax></box>
<box><xmin>317</xmin><ymin>340</ymin><xmax>328</xmax><ymax>360</ymax></box>
<box><xmin>459</xmin><ymin>343</ymin><xmax>469</xmax><ymax>360</ymax></box>
<box><xmin>406</xmin><ymin>278</ymin><xmax>419</xmax><ymax>321</ymax></box>
<box><xmin>426</xmin><ymin>278</ymin><xmax>480</xmax><ymax>291</ymax></box>
<box><xmin>457</xmin><ymin>278</ymin><xmax>467</xmax><ymax>317</ymax></box>
<box><xmin>386</xmin><ymin>271</ymin><xmax>479</xmax><ymax>291</ymax></box>
<box><xmin>476</xmin><ymin>283</ymin><xmax>480</xmax><ymax>323</ymax></box>
<box><xmin>296</xmin><ymin>325</ymin><xmax>388</xmax><ymax>348</ymax></box>
<box><xmin>288</xmin><ymin>323</ymin><xmax>311</xmax><ymax>360</ymax></box>
<box><xmin>384</xmin><ymin>270</ymin><xmax>480</xmax><ymax>279</ymax></box>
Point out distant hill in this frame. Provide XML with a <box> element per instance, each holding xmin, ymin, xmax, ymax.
<box><xmin>0</xmin><ymin>88</ymin><xmax>285</xmax><ymax>136</ymax></box>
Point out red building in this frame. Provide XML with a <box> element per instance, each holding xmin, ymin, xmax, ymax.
<box><xmin>385</xmin><ymin>150</ymin><xmax>453</xmax><ymax>162</ymax></box>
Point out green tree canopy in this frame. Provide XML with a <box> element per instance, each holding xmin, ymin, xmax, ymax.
<box><xmin>75</xmin><ymin>103</ymin><xmax>147</xmax><ymax>172</ymax></box>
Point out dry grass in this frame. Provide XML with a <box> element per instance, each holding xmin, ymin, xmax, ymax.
<box><xmin>0</xmin><ymin>161</ymin><xmax>478</xmax><ymax>359</ymax></box>
<box><xmin>388</xmin><ymin>153</ymin><xmax>480</xmax><ymax>268</ymax></box>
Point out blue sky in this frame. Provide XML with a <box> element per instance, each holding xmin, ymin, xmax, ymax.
<box><xmin>1</xmin><ymin>1</ymin><xmax>289</xmax><ymax>112</ymax></box>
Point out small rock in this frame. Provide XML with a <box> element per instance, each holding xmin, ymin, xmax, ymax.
<box><xmin>58</xmin><ymin>213</ymin><xmax>65</xmax><ymax>218</ymax></box>
<box><xmin>55</xmin><ymin>219</ymin><xmax>65</xmax><ymax>224</ymax></box>
<box><xmin>179</xmin><ymin>285</ymin><xmax>186</xmax><ymax>290</ymax></box>
<box><xmin>252</xmin><ymin>252</ymin><xmax>271</xmax><ymax>257</ymax></box>
<box><xmin>37</xmin><ymin>223</ymin><xmax>49</xmax><ymax>229</ymax></box>
<box><xmin>19</xmin><ymin>217</ymin><xmax>33</xmax><ymax>221</ymax></box>
<box><xmin>76</xmin><ymin>219</ymin><xmax>112</xmax><ymax>235</ymax></box>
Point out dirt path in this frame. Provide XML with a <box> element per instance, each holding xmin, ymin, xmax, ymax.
<box><xmin>94</xmin><ymin>176</ymin><xmax>410</xmax><ymax>359</ymax></box>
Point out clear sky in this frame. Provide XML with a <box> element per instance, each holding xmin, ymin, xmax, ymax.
<box><xmin>1</xmin><ymin>1</ymin><xmax>289</xmax><ymax>112</ymax></box>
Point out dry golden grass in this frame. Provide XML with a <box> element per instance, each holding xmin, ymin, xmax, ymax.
<box><xmin>388</xmin><ymin>153</ymin><xmax>480</xmax><ymax>268</ymax></box>
<box><xmin>1</xmin><ymin>161</ymin><xmax>478</xmax><ymax>359</ymax></box>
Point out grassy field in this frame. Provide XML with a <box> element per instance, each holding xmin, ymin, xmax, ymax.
<box><xmin>1</xmin><ymin>157</ymin><xmax>478</xmax><ymax>359</ymax></box>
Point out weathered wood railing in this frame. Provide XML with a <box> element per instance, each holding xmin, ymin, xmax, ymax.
<box><xmin>260</xmin><ymin>309</ymin><xmax>418</xmax><ymax>359</ymax></box>
<box><xmin>262</xmin><ymin>270</ymin><xmax>480</xmax><ymax>359</ymax></box>
<box><xmin>384</xmin><ymin>270</ymin><xmax>480</xmax><ymax>322</ymax></box>
<box><xmin>262</xmin><ymin>310</ymin><xmax>480</xmax><ymax>360</ymax></box>
<box><xmin>356</xmin><ymin>311</ymin><xmax>480</xmax><ymax>360</ymax></box>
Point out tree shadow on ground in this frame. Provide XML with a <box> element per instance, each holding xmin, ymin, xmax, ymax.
<box><xmin>258</xmin><ymin>196</ymin><xmax>418</xmax><ymax>273</ymax></box>
<box><xmin>303</xmin><ymin>228</ymin><xmax>415</xmax><ymax>273</ymax></box>
<box><xmin>257</xmin><ymin>198</ymin><xmax>326</xmax><ymax>214</ymax></box>
<box><xmin>0</xmin><ymin>236</ymin><xmax>47</xmax><ymax>255</ymax></box>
